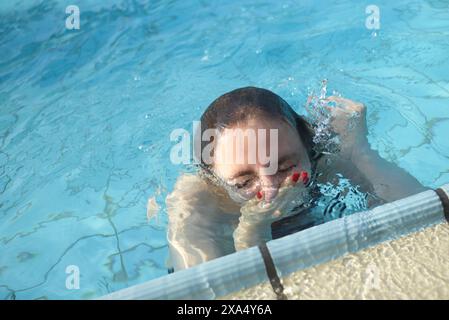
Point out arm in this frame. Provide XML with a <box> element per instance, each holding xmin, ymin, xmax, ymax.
<box><xmin>325</xmin><ymin>96</ymin><xmax>428</xmax><ymax>203</ymax></box>
<box><xmin>166</xmin><ymin>174</ymin><xmax>238</xmax><ymax>271</ymax></box>
<box><xmin>233</xmin><ymin>212</ymin><xmax>273</xmax><ymax>251</ymax></box>
<box><xmin>233</xmin><ymin>183</ymin><xmax>308</xmax><ymax>250</ymax></box>
<box><xmin>350</xmin><ymin>144</ymin><xmax>428</xmax><ymax>202</ymax></box>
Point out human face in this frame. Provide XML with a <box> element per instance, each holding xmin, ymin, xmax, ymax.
<box><xmin>212</xmin><ymin>117</ymin><xmax>311</xmax><ymax>203</ymax></box>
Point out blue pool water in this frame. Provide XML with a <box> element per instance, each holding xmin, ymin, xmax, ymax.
<box><xmin>1</xmin><ymin>0</ymin><xmax>449</xmax><ymax>299</ymax></box>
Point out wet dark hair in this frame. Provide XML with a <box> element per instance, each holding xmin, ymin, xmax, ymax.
<box><xmin>198</xmin><ymin>86</ymin><xmax>317</xmax><ymax>169</ymax></box>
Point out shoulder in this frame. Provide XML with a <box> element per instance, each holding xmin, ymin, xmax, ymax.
<box><xmin>166</xmin><ymin>173</ymin><xmax>209</xmax><ymax>209</ymax></box>
<box><xmin>166</xmin><ymin>173</ymin><xmax>241</xmax><ymax>219</ymax></box>
<box><xmin>314</xmin><ymin>153</ymin><xmax>376</xmax><ymax>194</ymax></box>
<box><xmin>171</xmin><ymin>173</ymin><xmax>208</xmax><ymax>193</ymax></box>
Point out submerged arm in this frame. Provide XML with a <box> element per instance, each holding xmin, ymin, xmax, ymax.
<box><xmin>166</xmin><ymin>174</ymin><xmax>238</xmax><ymax>271</ymax></box>
<box><xmin>350</xmin><ymin>144</ymin><xmax>428</xmax><ymax>202</ymax></box>
<box><xmin>325</xmin><ymin>96</ymin><xmax>428</xmax><ymax>203</ymax></box>
<box><xmin>233</xmin><ymin>213</ymin><xmax>273</xmax><ymax>251</ymax></box>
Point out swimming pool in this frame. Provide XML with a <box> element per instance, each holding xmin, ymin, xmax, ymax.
<box><xmin>1</xmin><ymin>0</ymin><xmax>448</xmax><ymax>300</ymax></box>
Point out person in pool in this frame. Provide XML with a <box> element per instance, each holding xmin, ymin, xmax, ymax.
<box><xmin>165</xmin><ymin>86</ymin><xmax>426</xmax><ymax>272</ymax></box>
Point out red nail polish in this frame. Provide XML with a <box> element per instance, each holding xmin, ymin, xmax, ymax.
<box><xmin>300</xmin><ymin>171</ymin><xmax>309</xmax><ymax>184</ymax></box>
<box><xmin>291</xmin><ymin>172</ymin><xmax>300</xmax><ymax>183</ymax></box>
<box><xmin>256</xmin><ymin>191</ymin><xmax>263</xmax><ymax>200</ymax></box>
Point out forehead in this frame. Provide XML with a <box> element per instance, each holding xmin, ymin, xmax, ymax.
<box><xmin>216</xmin><ymin>118</ymin><xmax>299</xmax><ymax>149</ymax></box>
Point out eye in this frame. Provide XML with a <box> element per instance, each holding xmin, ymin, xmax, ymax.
<box><xmin>279</xmin><ymin>164</ymin><xmax>295</xmax><ymax>173</ymax></box>
<box><xmin>234</xmin><ymin>178</ymin><xmax>254</xmax><ymax>189</ymax></box>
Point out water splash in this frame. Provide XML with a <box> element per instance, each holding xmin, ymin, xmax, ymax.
<box><xmin>315</xmin><ymin>174</ymin><xmax>369</xmax><ymax>222</ymax></box>
<box><xmin>304</xmin><ymin>79</ymin><xmax>341</xmax><ymax>155</ymax></box>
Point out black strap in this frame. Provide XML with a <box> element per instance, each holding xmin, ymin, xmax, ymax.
<box><xmin>258</xmin><ymin>243</ymin><xmax>288</xmax><ymax>300</ymax></box>
<box><xmin>435</xmin><ymin>188</ymin><xmax>449</xmax><ymax>223</ymax></box>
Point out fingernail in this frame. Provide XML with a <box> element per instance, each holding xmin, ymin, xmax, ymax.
<box><xmin>300</xmin><ymin>171</ymin><xmax>309</xmax><ymax>184</ymax></box>
<box><xmin>291</xmin><ymin>172</ymin><xmax>300</xmax><ymax>183</ymax></box>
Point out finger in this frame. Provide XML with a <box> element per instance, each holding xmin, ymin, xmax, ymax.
<box><xmin>328</xmin><ymin>96</ymin><xmax>364</xmax><ymax>111</ymax></box>
<box><xmin>325</xmin><ymin>97</ymin><xmax>365</xmax><ymax>115</ymax></box>
<box><xmin>324</xmin><ymin>96</ymin><xmax>346</xmax><ymax>103</ymax></box>
<box><xmin>322</xmin><ymin>96</ymin><xmax>346</xmax><ymax>111</ymax></box>
<box><xmin>325</xmin><ymin>96</ymin><xmax>353</xmax><ymax>111</ymax></box>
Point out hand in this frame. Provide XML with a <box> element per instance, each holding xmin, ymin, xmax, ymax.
<box><xmin>233</xmin><ymin>183</ymin><xmax>309</xmax><ymax>250</ymax></box>
<box><xmin>323</xmin><ymin>96</ymin><xmax>369</xmax><ymax>160</ymax></box>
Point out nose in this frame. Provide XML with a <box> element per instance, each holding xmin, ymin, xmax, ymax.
<box><xmin>259</xmin><ymin>175</ymin><xmax>282</xmax><ymax>202</ymax></box>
